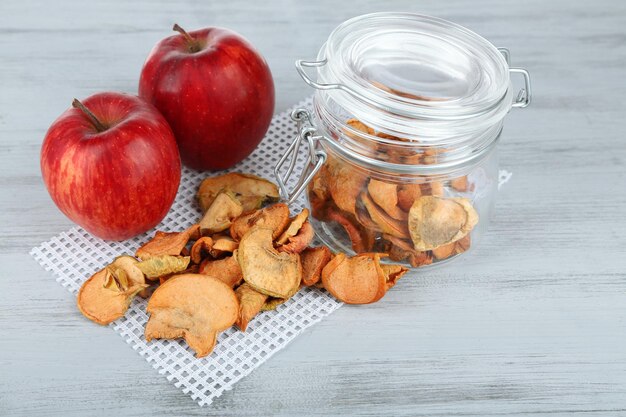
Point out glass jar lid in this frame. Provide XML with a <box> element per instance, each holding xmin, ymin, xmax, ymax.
<box><xmin>299</xmin><ymin>13</ymin><xmax>526</xmax><ymax>141</ymax></box>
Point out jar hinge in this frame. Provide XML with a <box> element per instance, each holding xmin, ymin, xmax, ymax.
<box><xmin>498</xmin><ymin>47</ymin><xmax>532</xmax><ymax>108</ymax></box>
<box><xmin>273</xmin><ymin>109</ymin><xmax>327</xmax><ymax>205</ymax></box>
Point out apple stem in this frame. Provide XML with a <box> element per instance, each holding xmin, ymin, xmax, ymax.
<box><xmin>72</xmin><ymin>99</ymin><xmax>107</xmax><ymax>132</ymax></box>
<box><xmin>173</xmin><ymin>23</ymin><xmax>200</xmax><ymax>53</ymax></box>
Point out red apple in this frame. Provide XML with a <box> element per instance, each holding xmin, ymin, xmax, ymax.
<box><xmin>41</xmin><ymin>92</ymin><xmax>181</xmax><ymax>240</ymax></box>
<box><xmin>138</xmin><ymin>24</ymin><xmax>275</xmax><ymax>171</ymax></box>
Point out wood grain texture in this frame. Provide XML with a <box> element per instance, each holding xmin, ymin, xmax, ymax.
<box><xmin>1</xmin><ymin>0</ymin><xmax>625</xmax><ymax>415</ymax></box>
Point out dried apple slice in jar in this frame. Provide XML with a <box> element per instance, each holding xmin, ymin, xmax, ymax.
<box><xmin>145</xmin><ymin>274</ymin><xmax>238</xmax><ymax>358</ymax></box>
<box><xmin>431</xmin><ymin>234</ymin><xmax>471</xmax><ymax>260</ymax></box>
<box><xmin>77</xmin><ymin>267</ymin><xmax>148</xmax><ymax>325</ymax></box>
<box><xmin>196</xmin><ymin>172</ymin><xmax>280</xmax><ymax>213</ymax></box>
<box><xmin>397</xmin><ymin>184</ymin><xmax>422</xmax><ymax>212</ymax></box>
<box><xmin>199</xmin><ymin>190</ymin><xmax>244</xmax><ymax>235</ymax></box>
<box><xmin>408</xmin><ymin>196</ymin><xmax>479</xmax><ymax>251</ymax></box>
<box><xmin>360</xmin><ymin>192</ymin><xmax>410</xmax><ymax>240</ymax></box>
<box><xmin>326</xmin><ymin>208</ymin><xmax>376</xmax><ymax>253</ymax></box>
<box><xmin>326</xmin><ymin>156</ymin><xmax>367</xmax><ymax>216</ymax></box>
<box><xmin>366</xmin><ymin>179</ymin><xmax>407</xmax><ymax>221</ymax></box>
<box><xmin>450</xmin><ymin>176</ymin><xmax>469</xmax><ymax>192</ymax></box>
<box><xmin>237</xmin><ymin>227</ymin><xmax>302</xmax><ymax>299</ymax></box>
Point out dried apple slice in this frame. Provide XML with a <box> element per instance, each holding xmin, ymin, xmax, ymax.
<box><xmin>199</xmin><ymin>190</ymin><xmax>244</xmax><ymax>236</ymax></box>
<box><xmin>158</xmin><ymin>264</ymin><xmax>199</xmax><ymax>285</ymax></box>
<box><xmin>421</xmin><ymin>181</ymin><xmax>444</xmax><ymax>197</ymax></box>
<box><xmin>136</xmin><ymin>255</ymin><xmax>190</xmax><ymax>280</ymax></box>
<box><xmin>135</xmin><ymin>224</ymin><xmax>199</xmax><ymax>260</ymax></box>
<box><xmin>409</xmin><ymin>196</ymin><xmax>478</xmax><ymax>251</ymax></box>
<box><xmin>198</xmin><ymin>255</ymin><xmax>243</xmax><ymax>288</ymax></box>
<box><xmin>197</xmin><ymin>172</ymin><xmax>280</xmax><ymax>213</ymax></box>
<box><xmin>276</xmin><ymin>209</ymin><xmax>309</xmax><ymax>245</ymax></box>
<box><xmin>367</xmin><ymin>180</ymin><xmax>407</xmax><ymax>221</ymax></box>
<box><xmin>145</xmin><ymin>274</ymin><xmax>238</xmax><ymax>358</ymax></box>
<box><xmin>77</xmin><ymin>268</ymin><xmax>148</xmax><ymax>325</ymax></box>
<box><xmin>397</xmin><ymin>184</ymin><xmax>422</xmax><ymax>212</ymax></box>
<box><xmin>234</xmin><ymin>283</ymin><xmax>268</xmax><ymax>331</ymax></box>
<box><xmin>300</xmin><ymin>246</ymin><xmax>332</xmax><ymax>286</ymax></box>
<box><xmin>190</xmin><ymin>237</ymin><xmax>213</xmax><ymax>264</ymax></box>
<box><xmin>326</xmin><ymin>157</ymin><xmax>366</xmax><ymax>216</ymax></box>
<box><xmin>261</xmin><ymin>297</ymin><xmax>289</xmax><ymax>311</ymax></box>
<box><xmin>432</xmin><ymin>234</ymin><xmax>471</xmax><ymax>260</ymax></box>
<box><xmin>388</xmin><ymin>244</ymin><xmax>433</xmax><ymax>268</ymax></box>
<box><xmin>209</xmin><ymin>236</ymin><xmax>239</xmax><ymax>258</ymax></box>
<box><xmin>111</xmin><ymin>255</ymin><xmax>150</xmax><ymax>298</ymax></box>
<box><xmin>381</xmin><ymin>264</ymin><xmax>409</xmax><ymax>290</ymax></box>
<box><xmin>326</xmin><ymin>208</ymin><xmax>375</xmax><ymax>253</ymax></box>
<box><xmin>450</xmin><ymin>176</ymin><xmax>469</xmax><ymax>192</ymax></box>
<box><xmin>230</xmin><ymin>203</ymin><xmax>290</xmax><ymax>241</ymax></box>
<box><xmin>277</xmin><ymin>221</ymin><xmax>314</xmax><ymax>254</ymax></box>
<box><xmin>321</xmin><ymin>253</ymin><xmax>388</xmax><ymax>304</ymax></box>
<box><xmin>361</xmin><ymin>192</ymin><xmax>410</xmax><ymax>239</ymax></box>
<box><xmin>237</xmin><ymin>227</ymin><xmax>302</xmax><ymax>298</ymax></box>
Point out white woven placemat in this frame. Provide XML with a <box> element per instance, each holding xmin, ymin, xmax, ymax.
<box><xmin>30</xmin><ymin>96</ymin><xmax>344</xmax><ymax>407</ymax></box>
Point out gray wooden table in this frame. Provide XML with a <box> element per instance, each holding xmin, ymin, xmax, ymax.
<box><xmin>2</xmin><ymin>0</ymin><xmax>625</xmax><ymax>415</ymax></box>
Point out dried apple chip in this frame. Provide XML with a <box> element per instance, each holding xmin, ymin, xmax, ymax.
<box><xmin>199</xmin><ymin>190</ymin><xmax>244</xmax><ymax>235</ymax></box>
<box><xmin>135</xmin><ymin>224</ymin><xmax>199</xmax><ymax>260</ymax></box>
<box><xmin>421</xmin><ymin>181</ymin><xmax>444</xmax><ymax>197</ymax></box>
<box><xmin>145</xmin><ymin>274</ymin><xmax>238</xmax><ymax>357</ymax></box>
<box><xmin>397</xmin><ymin>184</ymin><xmax>422</xmax><ymax>212</ymax></box>
<box><xmin>197</xmin><ymin>172</ymin><xmax>280</xmax><ymax>213</ymax></box>
<box><xmin>408</xmin><ymin>196</ymin><xmax>478</xmax><ymax>251</ymax></box>
<box><xmin>276</xmin><ymin>209</ymin><xmax>309</xmax><ymax>245</ymax></box>
<box><xmin>77</xmin><ymin>268</ymin><xmax>147</xmax><ymax>325</ymax></box>
<box><xmin>209</xmin><ymin>236</ymin><xmax>239</xmax><ymax>258</ymax></box>
<box><xmin>388</xmin><ymin>245</ymin><xmax>433</xmax><ymax>268</ymax></box>
<box><xmin>367</xmin><ymin>179</ymin><xmax>407</xmax><ymax>221</ymax></box>
<box><xmin>432</xmin><ymin>234</ymin><xmax>471</xmax><ymax>260</ymax></box>
<box><xmin>136</xmin><ymin>255</ymin><xmax>190</xmax><ymax>280</ymax></box>
<box><xmin>326</xmin><ymin>157</ymin><xmax>366</xmax><ymax>216</ymax></box>
<box><xmin>321</xmin><ymin>253</ymin><xmax>388</xmax><ymax>304</ymax></box>
<box><xmin>261</xmin><ymin>297</ymin><xmax>289</xmax><ymax>311</ymax></box>
<box><xmin>190</xmin><ymin>237</ymin><xmax>213</xmax><ymax>264</ymax></box>
<box><xmin>234</xmin><ymin>283</ymin><xmax>268</xmax><ymax>331</ymax></box>
<box><xmin>237</xmin><ymin>227</ymin><xmax>302</xmax><ymax>298</ymax></box>
<box><xmin>361</xmin><ymin>192</ymin><xmax>410</xmax><ymax>240</ymax></box>
<box><xmin>381</xmin><ymin>264</ymin><xmax>409</xmax><ymax>290</ymax></box>
<box><xmin>326</xmin><ymin>208</ymin><xmax>375</xmax><ymax>253</ymax></box>
<box><xmin>450</xmin><ymin>176</ymin><xmax>469</xmax><ymax>192</ymax></box>
<box><xmin>300</xmin><ymin>246</ymin><xmax>332</xmax><ymax>286</ymax></box>
<box><xmin>230</xmin><ymin>203</ymin><xmax>290</xmax><ymax>241</ymax></box>
<box><xmin>277</xmin><ymin>221</ymin><xmax>314</xmax><ymax>254</ymax></box>
<box><xmin>111</xmin><ymin>255</ymin><xmax>150</xmax><ymax>298</ymax></box>
<box><xmin>198</xmin><ymin>255</ymin><xmax>243</xmax><ymax>288</ymax></box>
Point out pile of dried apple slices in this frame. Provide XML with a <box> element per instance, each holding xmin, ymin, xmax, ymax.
<box><xmin>77</xmin><ymin>173</ymin><xmax>409</xmax><ymax>357</ymax></box>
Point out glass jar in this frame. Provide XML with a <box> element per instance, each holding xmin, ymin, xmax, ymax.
<box><xmin>275</xmin><ymin>12</ymin><xmax>531</xmax><ymax>268</ymax></box>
